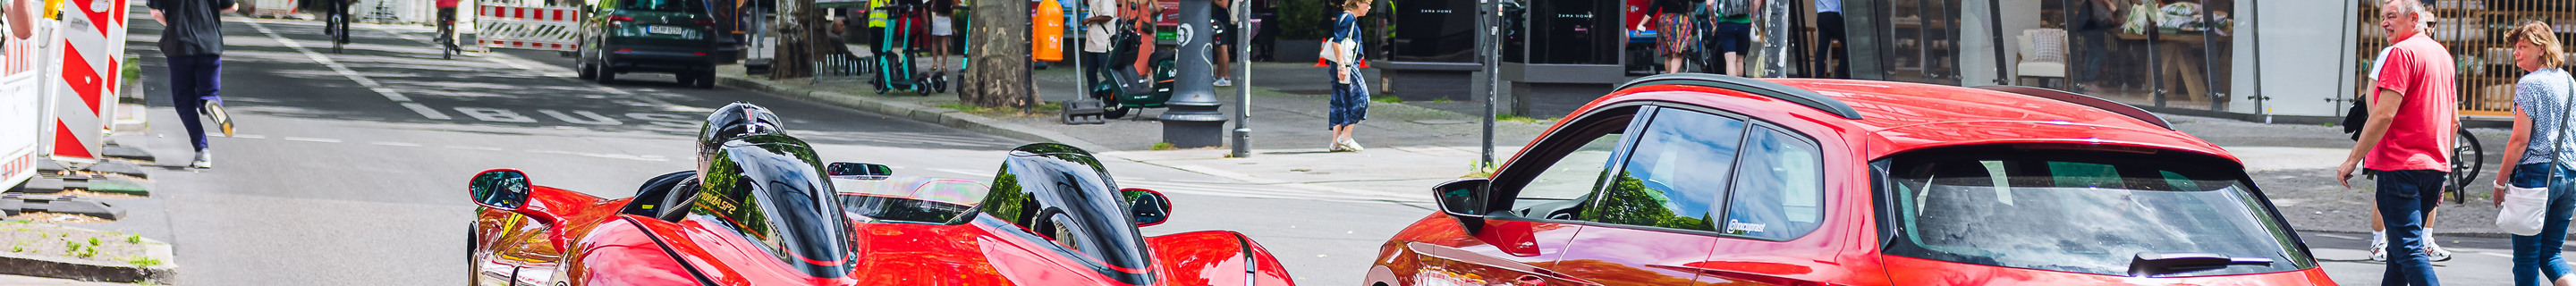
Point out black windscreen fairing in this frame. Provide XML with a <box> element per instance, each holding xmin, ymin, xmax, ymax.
<box><xmin>687</xmin><ymin>134</ymin><xmax>856</xmax><ymax>278</ymax></box>
<box><xmin>978</xmin><ymin>144</ymin><xmax>1157</xmax><ymax>284</ymax></box>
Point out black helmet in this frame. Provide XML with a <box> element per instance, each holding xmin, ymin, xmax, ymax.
<box><xmin>698</xmin><ymin>103</ymin><xmax>784</xmax><ymax>178</ymax></box>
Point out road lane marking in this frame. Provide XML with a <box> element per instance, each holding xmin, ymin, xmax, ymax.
<box><xmin>283</xmin><ymin>137</ymin><xmax>343</xmax><ymax>143</ymax></box>
<box><xmin>453</xmin><ymin>107</ymin><xmax>538</xmax><ymax>122</ymax></box>
<box><xmin>2484</xmin><ymin>252</ymin><xmax>2514</xmax><ymax>257</ymax></box>
<box><xmin>2314</xmin><ymin>233</ymin><xmax>2362</xmax><ymax>240</ymax></box>
<box><xmin>402</xmin><ymin>103</ymin><xmax>454</xmax><ymax>120</ymax></box>
<box><xmin>446</xmin><ymin>146</ymin><xmax>506</xmax><ymax>151</ymax></box>
<box><xmin>371</xmin><ymin>142</ymin><xmax>424</xmax><ymax>147</ymax></box>
<box><xmin>242</xmin><ymin>20</ymin><xmax>453</xmax><ymax>120</ymax></box>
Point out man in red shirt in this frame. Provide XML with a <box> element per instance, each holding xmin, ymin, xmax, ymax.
<box><xmin>2338</xmin><ymin>0</ymin><xmax>2454</xmax><ymax>284</ymax></box>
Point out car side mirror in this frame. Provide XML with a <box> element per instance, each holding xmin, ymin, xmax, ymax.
<box><xmin>1123</xmin><ymin>188</ymin><xmax>1173</xmax><ymax>227</ymax></box>
<box><xmin>469</xmin><ymin>169</ymin><xmax>532</xmax><ymax>211</ymax></box>
<box><xmin>827</xmin><ymin>162</ymin><xmax>894</xmax><ymax>178</ymax></box>
<box><xmin>1431</xmin><ymin>179</ymin><xmax>1489</xmax><ymax>232</ymax></box>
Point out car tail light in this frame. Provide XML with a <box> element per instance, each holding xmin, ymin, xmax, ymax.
<box><xmin>692</xmin><ymin>21</ymin><xmax>715</xmax><ymax>26</ymax></box>
<box><xmin>693</xmin><ymin>52</ymin><xmax>707</xmax><ymax>55</ymax></box>
<box><xmin>610</xmin><ymin>15</ymin><xmax>635</xmax><ymax>21</ymax></box>
<box><xmin>615</xmin><ymin>48</ymin><xmax>633</xmax><ymax>54</ymax></box>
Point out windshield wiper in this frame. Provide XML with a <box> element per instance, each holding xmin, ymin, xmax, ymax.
<box><xmin>2127</xmin><ymin>252</ymin><xmax>2275</xmax><ymax>277</ymax></box>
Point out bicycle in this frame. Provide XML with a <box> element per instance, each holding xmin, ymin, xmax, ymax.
<box><xmin>2449</xmin><ymin>127</ymin><xmax>2485</xmax><ymax>204</ymax></box>
<box><xmin>326</xmin><ymin>0</ymin><xmax>351</xmax><ymax>53</ymax></box>
<box><xmin>436</xmin><ymin>7</ymin><xmax>457</xmax><ymax>59</ymax></box>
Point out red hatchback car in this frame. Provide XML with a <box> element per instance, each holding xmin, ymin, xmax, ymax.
<box><xmin>1362</xmin><ymin>74</ymin><xmax>2334</xmax><ymax>286</ymax></box>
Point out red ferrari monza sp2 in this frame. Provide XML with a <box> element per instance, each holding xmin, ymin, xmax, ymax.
<box><xmin>464</xmin><ymin>140</ymin><xmax>1295</xmax><ymax>286</ymax></box>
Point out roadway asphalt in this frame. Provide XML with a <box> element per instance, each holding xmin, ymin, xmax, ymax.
<box><xmin>91</xmin><ymin>12</ymin><xmax>1428</xmax><ymax>286</ymax></box>
<box><xmin>71</xmin><ymin>9</ymin><xmax>2565</xmax><ymax>286</ymax></box>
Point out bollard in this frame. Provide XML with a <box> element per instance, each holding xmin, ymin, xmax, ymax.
<box><xmin>1158</xmin><ymin>0</ymin><xmax>1225</xmax><ymax>148</ymax></box>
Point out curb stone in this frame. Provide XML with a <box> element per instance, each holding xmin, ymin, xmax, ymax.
<box><xmin>0</xmin><ymin>227</ymin><xmax>176</xmax><ymax>284</ymax></box>
<box><xmin>714</xmin><ymin>75</ymin><xmax>1113</xmax><ymax>151</ymax></box>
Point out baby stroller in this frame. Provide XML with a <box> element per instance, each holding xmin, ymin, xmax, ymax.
<box><xmin>869</xmin><ymin>2</ymin><xmax>948</xmax><ymax>95</ymax></box>
<box><xmin>1063</xmin><ymin>21</ymin><xmax>1177</xmax><ymax>124</ymax></box>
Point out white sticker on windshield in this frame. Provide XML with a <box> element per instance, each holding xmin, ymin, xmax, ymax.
<box><xmin>1727</xmin><ymin>220</ymin><xmax>1767</xmax><ymax>233</ymax></box>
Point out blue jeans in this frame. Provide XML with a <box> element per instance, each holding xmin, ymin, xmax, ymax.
<box><xmin>2377</xmin><ymin>168</ymin><xmax>2445</xmax><ymax>286</ymax></box>
<box><xmin>2511</xmin><ymin>163</ymin><xmax>2576</xmax><ymax>286</ymax></box>
<box><xmin>166</xmin><ymin>55</ymin><xmax>223</xmax><ymax>150</ymax></box>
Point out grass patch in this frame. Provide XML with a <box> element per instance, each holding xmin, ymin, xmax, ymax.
<box><xmin>1372</xmin><ymin>96</ymin><xmax>1405</xmax><ymax>104</ymax></box>
<box><xmin>1148</xmin><ymin>142</ymin><xmax>1177</xmax><ymax>150</ymax></box>
<box><xmin>1432</xmin><ymin>97</ymin><xmax>1454</xmax><ymax>103</ymax></box>
<box><xmin>122</xmin><ymin>58</ymin><xmax>142</xmax><ymax>82</ymax></box>
<box><xmin>1496</xmin><ymin>114</ymin><xmax>1542</xmax><ymax>123</ymax></box>
<box><xmin>122</xmin><ymin>255</ymin><xmax>161</xmax><ymax>268</ymax></box>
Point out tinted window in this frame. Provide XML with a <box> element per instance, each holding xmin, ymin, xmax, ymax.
<box><xmin>1580</xmin><ymin>110</ymin><xmax>1745</xmax><ymax>231</ymax></box>
<box><xmin>1720</xmin><ymin>127</ymin><xmax>1824</xmax><ymax>240</ymax></box>
<box><xmin>622</xmin><ymin>0</ymin><xmax>705</xmax><ymax>13</ymax></box>
<box><xmin>1881</xmin><ymin>149</ymin><xmax>2315</xmax><ymax>277</ymax></box>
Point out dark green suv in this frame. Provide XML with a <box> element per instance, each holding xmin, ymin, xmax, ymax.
<box><xmin>574</xmin><ymin>0</ymin><xmax>718</xmax><ymax>88</ymax></box>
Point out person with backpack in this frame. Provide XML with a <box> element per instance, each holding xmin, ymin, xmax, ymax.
<box><xmin>2497</xmin><ymin>21</ymin><xmax>2576</xmax><ymax>286</ymax></box>
<box><xmin>1324</xmin><ymin>0</ymin><xmax>1369</xmax><ymax>152</ymax></box>
<box><xmin>1704</xmin><ymin>0</ymin><xmax>1754</xmax><ymax>76</ymax></box>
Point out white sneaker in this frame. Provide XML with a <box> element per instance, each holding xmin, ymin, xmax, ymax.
<box><xmin>2427</xmin><ymin>243</ymin><xmax>2453</xmax><ymax>262</ymax></box>
<box><xmin>1215</xmin><ymin>78</ymin><xmax>1234</xmax><ymax>87</ymax></box>
<box><xmin>2369</xmin><ymin>240</ymin><xmax>2389</xmax><ymax>262</ymax></box>
<box><xmin>190</xmin><ymin>149</ymin><xmax>212</xmax><ymax>169</ymax></box>
<box><xmin>1339</xmin><ymin>139</ymin><xmax>1365</xmax><ymax>152</ymax></box>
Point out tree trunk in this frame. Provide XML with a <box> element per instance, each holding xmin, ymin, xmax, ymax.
<box><xmin>960</xmin><ymin>0</ymin><xmax>1030</xmax><ymax>108</ymax></box>
<box><xmin>769</xmin><ymin>0</ymin><xmax>818</xmax><ymax>80</ymax></box>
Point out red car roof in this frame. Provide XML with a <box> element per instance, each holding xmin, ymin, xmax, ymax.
<box><xmin>1587</xmin><ymin>78</ymin><xmax>2237</xmax><ymax>163</ymax></box>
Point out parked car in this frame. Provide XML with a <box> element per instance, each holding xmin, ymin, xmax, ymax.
<box><xmin>1362</xmin><ymin>74</ymin><xmax>2333</xmax><ymax>286</ymax></box>
<box><xmin>575</xmin><ymin>0</ymin><xmax>720</xmax><ymax>88</ymax></box>
<box><xmin>465</xmin><ymin>104</ymin><xmax>1294</xmax><ymax>285</ymax></box>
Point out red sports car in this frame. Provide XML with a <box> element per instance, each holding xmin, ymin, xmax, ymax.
<box><xmin>466</xmin><ymin>103</ymin><xmax>1294</xmax><ymax>286</ymax></box>
<box><xmin>1362</xmin><ymin>74</ymin><xmax>2334</xmax><ymax>285</ymax></box>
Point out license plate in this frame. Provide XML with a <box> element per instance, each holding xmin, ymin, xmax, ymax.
<box><xmin>646</xmin><ymin>26</ymin><xmax>686</xmax><ymax>35</ymax></box>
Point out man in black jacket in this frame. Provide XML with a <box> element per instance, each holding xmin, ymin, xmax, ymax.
<box><xmin>149</xmin><ymin>0</ymin><xmax>239</xmax><ymax>168</ymax></box>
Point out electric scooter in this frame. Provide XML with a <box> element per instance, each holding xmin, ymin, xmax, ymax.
<box><xmin>869</xmin><ymin>3</ymin><xmax>948</xmax><ymax>96</ymax></box>
<box><xmin>1063</xmin><ymin>21</ymin><xmax>1177</xmax><ymax>124</ymax></box>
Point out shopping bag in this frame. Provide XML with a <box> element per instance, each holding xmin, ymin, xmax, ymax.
<box><xmin>2499</xmin><ymin>184</ymin><xmax>2550</xmax><ymax>236</ymax></box>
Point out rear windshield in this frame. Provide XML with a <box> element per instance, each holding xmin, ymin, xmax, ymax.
<box><xmin>1877</xmin><ymin>148</ymin><xmax>2314</xmax><ymax>277</ymax></box>
<box><xmin>621</xmin><ymin>0</ymin><xmax>706</xmax><ymax>13</ymax></box>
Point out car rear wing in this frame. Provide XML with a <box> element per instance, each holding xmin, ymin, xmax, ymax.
<box><xmin>1616</xmin><ymin>73</ymin><xmax>1865</xmax><ymax>120</ymax></box>
<box><xmin>1970</xmin><ymin>85</ymin><xmax>2174</xmax><ymax>130</ymax></box>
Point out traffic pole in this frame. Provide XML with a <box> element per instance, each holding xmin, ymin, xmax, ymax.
<box><xmin>1228</xmin><ymin>0</ymin><xmax>1249</xmax><ymax>158</ymax></box>
<box><xmin>1479</xmin><ymin>0</ymin><xmax>1497</xmax><ymax>167</ymax></box>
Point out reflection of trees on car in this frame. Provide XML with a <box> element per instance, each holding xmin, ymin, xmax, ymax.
<box><xmin>1582</xmin><ymin>172</ymin><xmax>1713</xmax><ymax>231</ymax></box>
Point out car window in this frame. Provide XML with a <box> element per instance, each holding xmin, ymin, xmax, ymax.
<box><xmin>622</xmin><ymin>0</ymin><xmax>704</xmax><ymax>13</ymax></box>
<box><xmin>1880</xmin><ymin>148</ymin><xmax>2316</xmax><ymax>277</ymax></box>
<box><xmin>1508</xmin><ymin>134</ymin><xmax>1621</xmax><ymax>209</ymax></box>
<box><xmin>1493</xmin><ymin>111</ymin><xmax>1633</xmax><ymax>220</ymax></box>
<box><xmin>1579</xmin><ymin>109</ymin><xmax>1745</xmax><ymax>231</ymax></box>
<box><xmin>1719</xmin><ymin>126</ymin><xmax>1824</xmax><ymax>240</ymax></box>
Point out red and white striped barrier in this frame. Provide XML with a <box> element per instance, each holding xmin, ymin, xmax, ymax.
<box><xmin>37</xmin><ymin>0</ymin><xmax>127</xmax><ymax>166</ymax></box>
<box><xmin>477</xmin><ymin>5</ymin><xmax>579</xmax><ymax>52</ymax></box>
<box><xmin>1</xmin><ymin>15</ymin><xmax>49</xmax><ymax>186</ymax></box>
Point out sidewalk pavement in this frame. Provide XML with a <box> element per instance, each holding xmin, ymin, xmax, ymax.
<box><xmin>714</xmin><ymin>62</ymin><xmax>2535</xmax><ymax>236</ymax></box>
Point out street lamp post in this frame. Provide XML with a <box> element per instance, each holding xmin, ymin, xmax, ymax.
<box><xmin>1161</xmin><ymin>0</ymin><xmax>1226</xmax><ymax>148</ymax></box>
<box><xmin>1230</xmin><ymin>0</ymin><xmax>1251</xmax><ymax>158</ymax></box>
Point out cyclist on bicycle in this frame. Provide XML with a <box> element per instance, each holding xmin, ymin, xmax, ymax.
<box><xmin>436</xmin><ymin>0</ymin><xmax>458</xmax><ymax>38</ymax></box>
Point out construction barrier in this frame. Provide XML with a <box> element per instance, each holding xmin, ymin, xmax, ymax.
<box><xmin>2</xmin><ymin>15</ymin><xmax>50</xmax><ymax>187</ymax></box>
<box><xmin>476</xmin><ymin>4</ymin><xmax>578</xmax><ymax>51</ymax></box>
<box><xmin>37</xmin><ymin>0</ymin><xmax>127</xmax><ymax>167</ymax></box>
